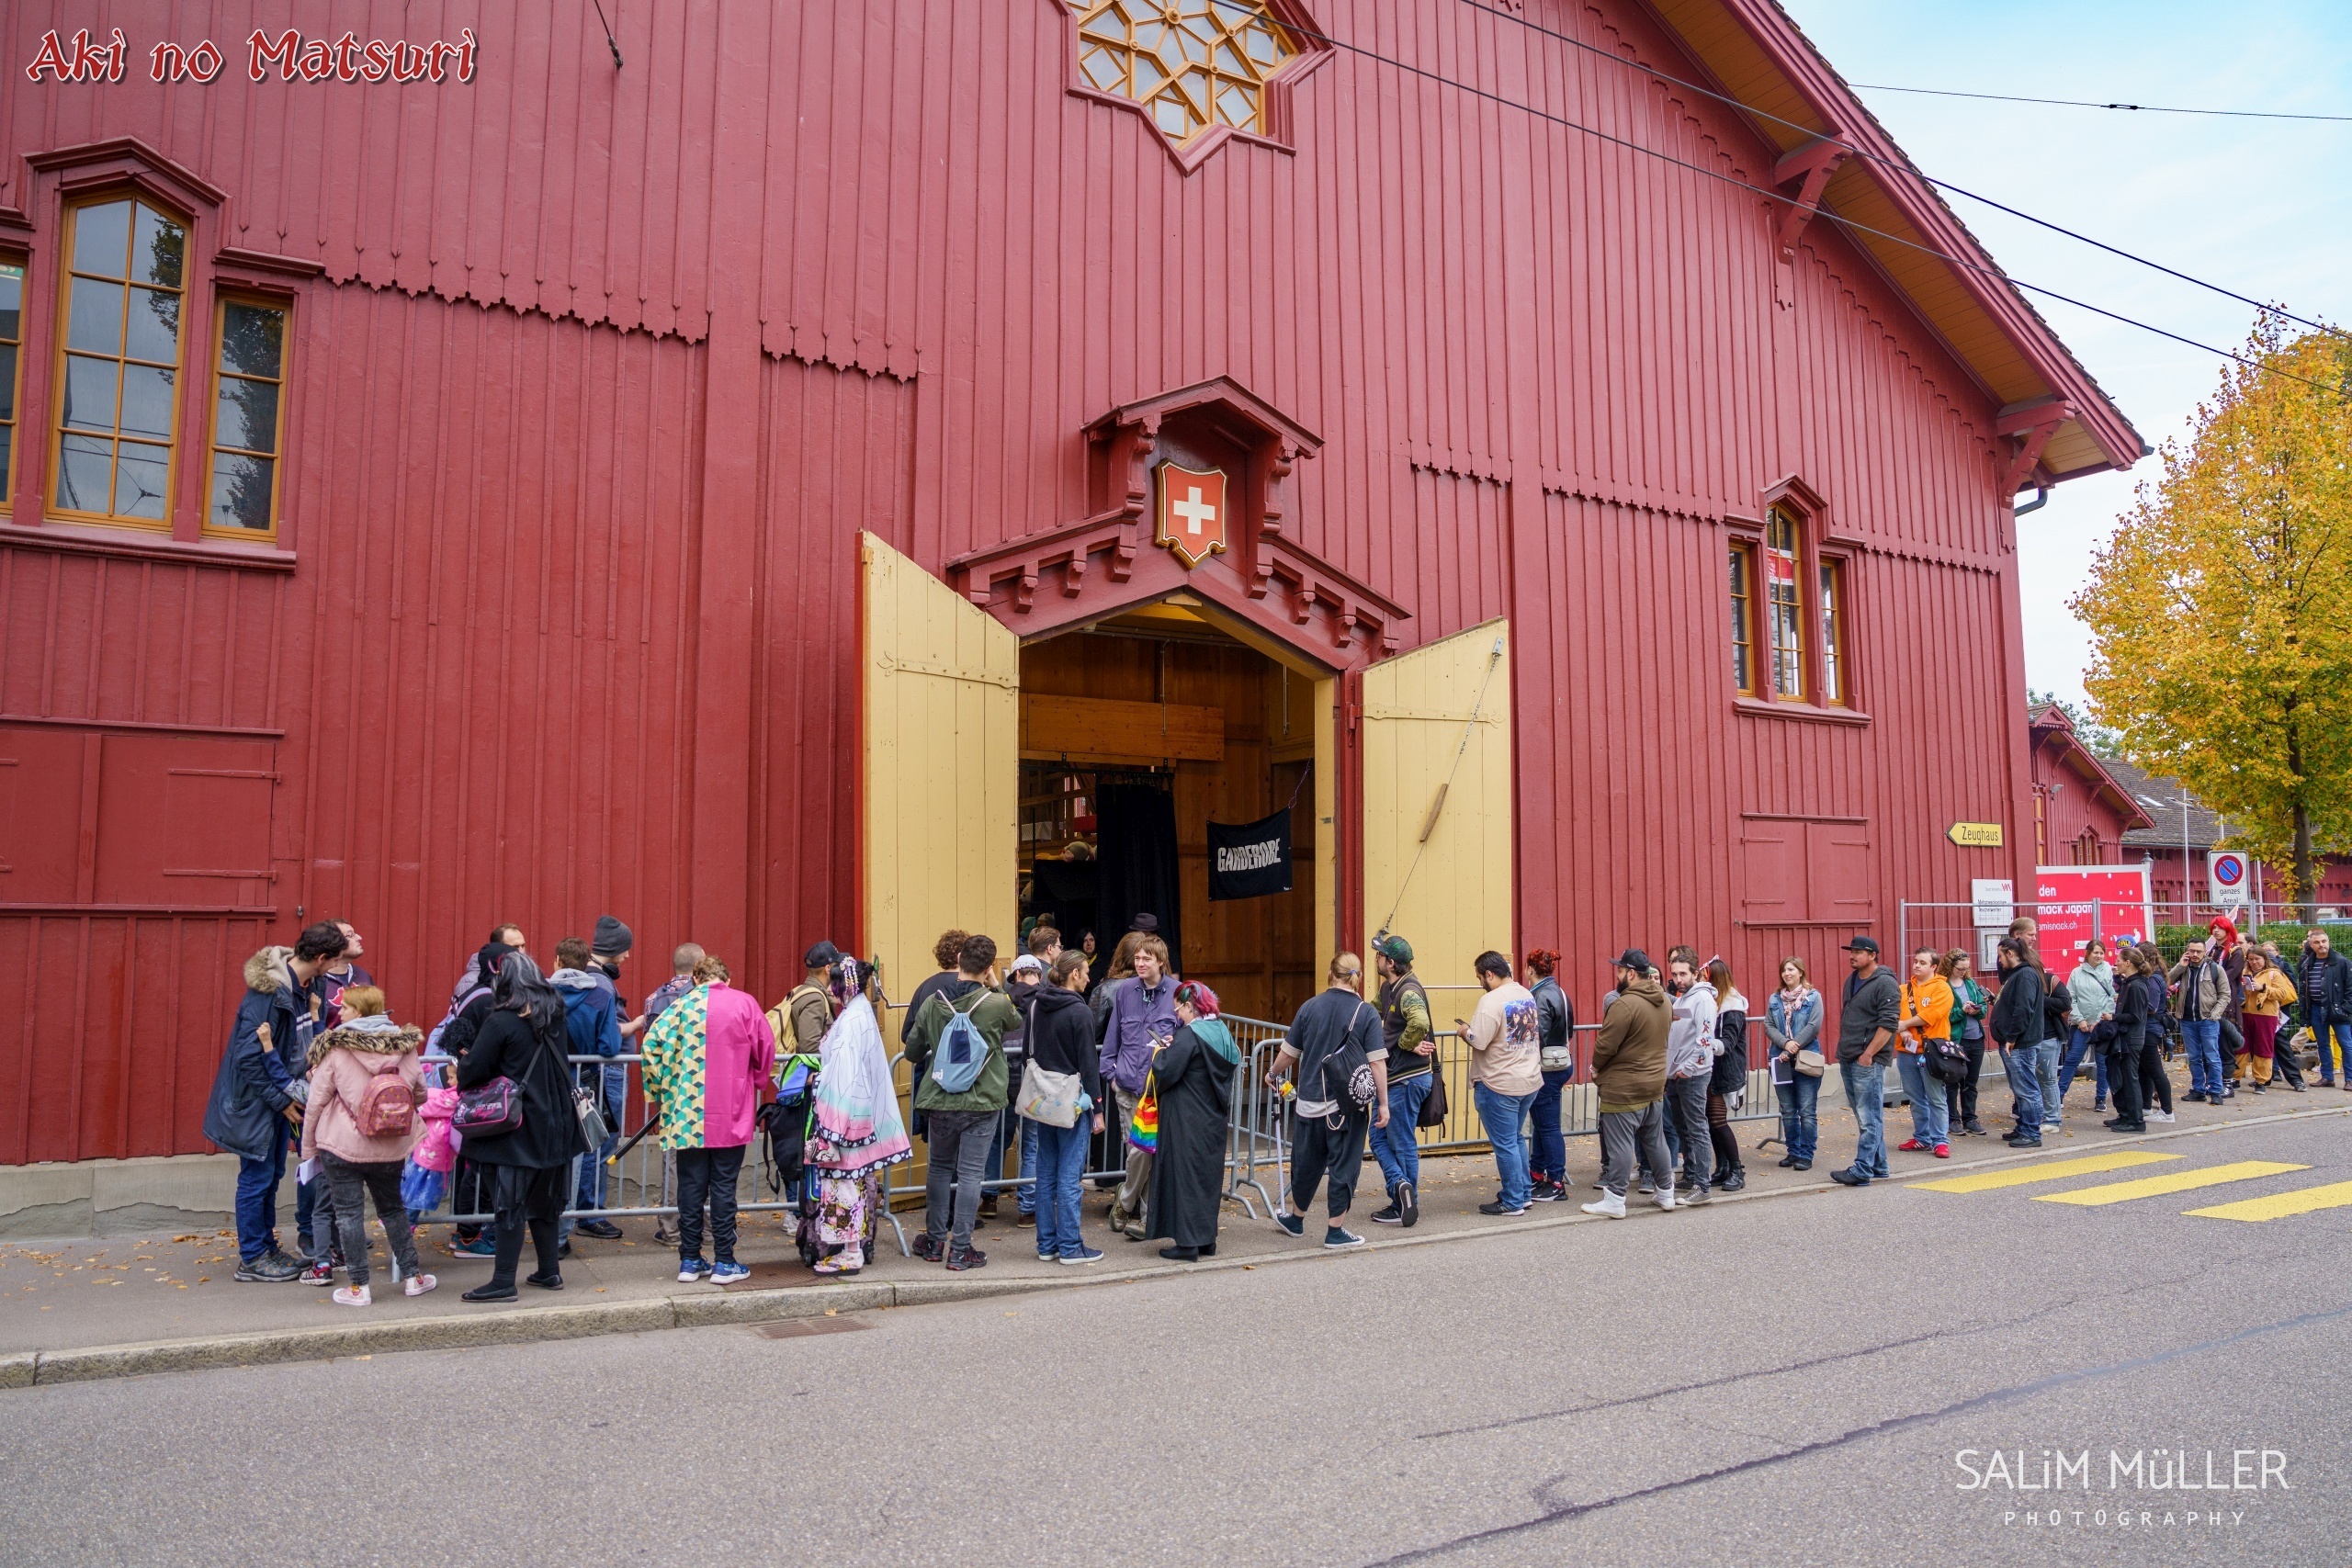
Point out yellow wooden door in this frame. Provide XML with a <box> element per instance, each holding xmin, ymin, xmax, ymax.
<box><xmin>1361</xmin><ymin>619</ymin><xmax>1513</xmax><ymax>1052</ymax></box>
<box><xmin>859</xmin><ymin>532</ymin><xmax>1019</xmax><ymax>1051</ymax></box>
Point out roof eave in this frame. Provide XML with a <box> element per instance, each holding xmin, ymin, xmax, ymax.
<box><xmin>1667</xmin><ymin>0</ymin><xmax>2144</xmax><ymax>479</ymax></box>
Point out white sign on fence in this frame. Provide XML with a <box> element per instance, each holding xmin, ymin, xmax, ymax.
<box><xmin>1972</xmin><ymin>878</ymin><xmax>2016</xmax><ymax>929</ymax></box>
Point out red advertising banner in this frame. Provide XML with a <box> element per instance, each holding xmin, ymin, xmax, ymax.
<box><xmin>2034</xmin><ymin>865</ymin><xmax>2156</xmax><ymax>967</ymax></box>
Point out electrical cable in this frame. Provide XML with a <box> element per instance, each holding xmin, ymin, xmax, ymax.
<box><xmin>1847</xmin><ymin>84</ymin><xmax>2352</xmax><ymax>123</ymax></box>
<box><xmin>1270</xmin><ymin>14</ymin><xmax>2347</xmax><ymax>395</ymax></box>
<box><xmin>1449</xmin><ymin>0</ymin><xmax>2346</xmax><ymax>342</ymax></box>
<box><xmin>591</xmin><ymin>0</ymin><xmax>622</xmax><ymax>70</ymax></box>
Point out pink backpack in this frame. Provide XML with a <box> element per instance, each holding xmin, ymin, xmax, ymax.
<box><xmin>355</xmin><ymin>1071</ymin><xmax>418</xmax><ymax>1137</ymax></box>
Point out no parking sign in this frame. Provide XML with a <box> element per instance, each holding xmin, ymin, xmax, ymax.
<box><xmin>2209</xmin><ymin>851</ymin><xmax>2249</xmax><ymax>901</ymax></box>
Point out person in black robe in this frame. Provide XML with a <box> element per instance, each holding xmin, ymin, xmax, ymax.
<box><xmin>1144</xmin><ymin>981</ymin><xmax>1240</xmax><ymax>1261</ymax></box>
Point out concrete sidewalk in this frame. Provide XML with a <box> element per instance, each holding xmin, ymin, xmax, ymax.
<box><xmin>3</xmin><ymin>1065</ymin><xmax>2340</xmax><ymax>1386</ymax></box>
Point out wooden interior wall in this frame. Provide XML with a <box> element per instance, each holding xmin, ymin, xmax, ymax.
<box><xmin>1019</xmin><ymin>630</ymin><xmax>1314</xmax><ymax>1024</ymax></box>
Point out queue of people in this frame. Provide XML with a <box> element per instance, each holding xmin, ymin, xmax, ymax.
<box><xmin>208</xmin><ymin>906</ymin><xmax>2322</xmax><ymax>1299</ymax></box>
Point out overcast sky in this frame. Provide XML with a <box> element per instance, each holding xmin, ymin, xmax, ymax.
<box><xmin>1783</xmin><ymin>0</ymin><xmax>2351</xmax><ymax>710</ymax></box>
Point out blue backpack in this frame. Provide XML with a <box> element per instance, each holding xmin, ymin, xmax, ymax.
<box><xmin>931</xmin><ymin>991</ymin><xmax>992</xmax><ymax>1094</ymax></box>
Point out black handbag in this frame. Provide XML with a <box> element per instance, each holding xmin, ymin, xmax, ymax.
<box><xmin>1417</xmin><ymin>1065</ymin><xmax>1450</xmax><ymax>1128</ymax></box>
<box><xmin>1927</xmin><ymin>1038</ymin><xmax>1973</xmax><ymax>1086</ymax></box>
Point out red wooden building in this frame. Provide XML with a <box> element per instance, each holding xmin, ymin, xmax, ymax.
<box><xmin>0</xmin><ymin>0</ymin><xmax>2140</xmax><ymax>1185</ymax></box>
<box><xmin>2027</xmin><ymin>704</ymin><xmax>2152</xmax><ymax>869</ymax></box>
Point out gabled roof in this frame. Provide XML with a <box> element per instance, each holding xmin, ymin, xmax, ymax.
<box><xmin>2029</xmin><ymin>705</ymin><xmax>2154</xmax><ymax>833</ymax></box>
<box><xmin>2098</xmin><ymin>755</ymin><xmax>2224</xmax><ymax>852</ymax></box>
<box><xmin>1640</xmin><ymin>0</ymin><xmax>2146</xmax><ymax>486</ymax></box>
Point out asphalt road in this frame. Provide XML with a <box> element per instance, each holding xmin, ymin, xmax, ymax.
<box><xmin>4</xmin><ymin>1113</ymin><xmax>2347</xmax><ymax>1568</ymax></box>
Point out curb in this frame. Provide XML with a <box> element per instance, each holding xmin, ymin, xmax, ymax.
<box><xmin>8</xmin><ymin>1105</ymin><xmax>2341</xmax><ymax>1388</ymax></box>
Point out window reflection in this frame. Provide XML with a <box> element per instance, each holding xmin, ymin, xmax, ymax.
<box><xmin>206</xmin><ymin>299</ymin><xmax>289</xmax><ymax>535</ymax></box>
<box><xmin>52</xmin><ymin>199</ymin><xmax>187</xmax><ymax>524</ymax></box>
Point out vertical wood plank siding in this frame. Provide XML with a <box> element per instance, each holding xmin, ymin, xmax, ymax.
<box><xmin>0</xmin><ymin>0</ymin><xmax>2053</xmax><ymax>1158</ymax></box>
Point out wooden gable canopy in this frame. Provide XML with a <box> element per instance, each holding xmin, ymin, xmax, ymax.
<box><xmin>1644</xmin><ymin>0</ymin><xmax>2147</xmax><ymax>487</ymax></box>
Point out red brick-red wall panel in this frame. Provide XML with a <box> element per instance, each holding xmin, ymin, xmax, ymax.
<box><xmin>0</xmin><ymin>0</ymin><xmax>2089</xmax><ymax>1159</ymax></box>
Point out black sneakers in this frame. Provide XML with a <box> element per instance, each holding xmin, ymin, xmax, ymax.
<box><xmin>945</xmin><ymin>1246</ymin><xmax>988</xmax><ymax>1271</ymax></box>
<box><xmin>1370</xmin><ymin>1204</ymin><xmax>1405</xmax><ymax>1224</ymax></box>
<box><xmin>911</xmin><ymin>1233</ymin><xmax>944</xmax><ymax>1263</ymax></box>
<box><xmin>1397</xmin><ymin>1182</ymin><xmax>1420</xmax><ymax>1227</ymax></box>
<box><xmin>233</xmin><ymin>1251</ymin><xmax>301</xmax><ymax>1283</ymax></box>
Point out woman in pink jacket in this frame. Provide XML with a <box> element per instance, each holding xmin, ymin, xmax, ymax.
<box><xmin>301</xmin><ymin>987</ymin><xmax>435</xmax><ymax>1306</ymax></box>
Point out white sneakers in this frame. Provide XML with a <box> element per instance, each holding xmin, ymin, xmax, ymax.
<box><xmin>1656</xmin><ymin>1188</ymin><xmax>1678</xmax><ymax>1211</ymax></box>
<box><xmin>1580</xmin><ymin>1191</ymin><xmax>1627</xmax><ymax>1219</ymax></box>
<box><xmin>2150</xmin><ymin>1110</ymin><xmax>2176</xmax><ymax>1122</ymax></box>
<box><xmin>334</xmin><ymin>1273</ymin><xmax>437</xmax><ymax>1306</ymax></box>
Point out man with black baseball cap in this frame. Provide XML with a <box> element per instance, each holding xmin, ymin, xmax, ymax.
<box><xmin>1580</xmin><ymin>949</ymin><xmax>1675</xmax><ymax>1218</ymax></box>
<box><xmin>1830</xmin><ymin>935</ymin><xmax>1901</xmax><ymax>1188</ymax></box>
<box><xmin>778</xmin><ymin>942</ymin><xmax>846</xmax><ymax>1055</ymax></box>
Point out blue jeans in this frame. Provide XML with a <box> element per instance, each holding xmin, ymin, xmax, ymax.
<box><xmin>1474</xmin><ymin>1082</ymin><xmax>1537</xmax><ymax>1209</ymax></box>
<box><xmin>1839</xmin><ymin>1060</ymin><xmax>1888</xmax><ymax>1179</ymax></box>
<box><xmin>2036</xmin><ymin>1040</ymin><xmax>2064</xmax><ymax>1125</ymax></box>
<box><xmin>235</xmin><ymin>1132</ymin><xmax>288</xmax><ymax>1263</ymax></box>
<box><xmin>1895</xmin><ymin>1052</ymin><xmax>1949</xmax><ymax>1146</ymax></box>
<box><xmin>560</xmin><ymin>1064</ymin><xmax>626</xmax><ymax>1240</ymax></box>
<box><xmin>1371</xmin><ymin>1071</ymin><xmax>1433</xmax><ymax>1197</ymax></box>
<box><xmin>1015</xmin><ymin>1111</ymin><xmax>1040</xmax><ymax>1215</ymax></box>
<box><xmin>1032</xmin><ymin>1116</ymin><xmax>1091</xmax><ymax>1258</ymax></box>
<box><xmin>2057</xmin><ymin>1027</ymin><xmax>2108</xmax><ymax>1105</ymax></box>
<box><xmin>2315</xmin><ymin>1019</ymin><xmax>2352</xmax><ymax>1083</ymax></box>
<box><xmin>1774</xmin><ymin>1071</ymin><xmax>1819</xmax><ymax>1161</ymax></box>
<box><xmin>2001</xmin><ymin>1045</ymin><xmax>2044</xmax><ymax>1136</ymax></box>
<box><xmin>986</xmin><ymin>1103</ymin><xmax>1010</xmax><ymax>1201</ymax></box>
<box><xmin>1527</xmin><ymin>1066</ymin><xmax>1573</xmax><ymax>1182</ymax></box>
<box><xmin>2181</xmin><ymin>1019</ymin><xmax>2223</xmax><ymax>1096</ymax></box>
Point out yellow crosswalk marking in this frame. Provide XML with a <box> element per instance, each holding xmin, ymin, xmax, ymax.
<box><xmin>2033</xmin><ymin>1161</ymin><xmax>2310</xmax><ymax>1207</ymax></box>
<box><xmin>2188</xmin><ymin>1179</ymin><xmax>2352</xmax><ymax>1223</ymax></box>
<box><xmin>1909</xmin><ymin>1151</ymin><xmax>2178</xmax><ymax>1193</ymax></box>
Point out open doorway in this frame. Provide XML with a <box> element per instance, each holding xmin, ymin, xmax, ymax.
<box><xmin>1016</xmin><ymin>597</ymin><xmax>1323</xmax><ymax>1024</ymax></box>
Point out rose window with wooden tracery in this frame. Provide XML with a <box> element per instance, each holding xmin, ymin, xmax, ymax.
<box><xmin>1068</xmin><ymin>0</ymin><xmax>1298</xmax><ymax>145</ymax></box>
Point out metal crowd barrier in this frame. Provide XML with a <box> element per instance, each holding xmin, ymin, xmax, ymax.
<box><xmin>411</xmin><ymin>1010</ymin><xmax>1793</xmax><ymax>1239</ymax></box>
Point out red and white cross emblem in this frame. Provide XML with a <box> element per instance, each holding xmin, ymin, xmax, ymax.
<box><xmin>1155</xmin><ymin>462</ymin><xmax>1229</xmax><ymax>569</ymax></box>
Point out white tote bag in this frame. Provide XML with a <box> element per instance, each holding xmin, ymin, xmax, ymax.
<box><xmin>1015</xmin><ymin>1064</ymin><xmax>1084</xmax><ymax>1127</ymax></box>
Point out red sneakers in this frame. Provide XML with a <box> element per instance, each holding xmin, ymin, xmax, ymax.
<box><xmin>1897</xmin><ymin>1139</ymin><xmax>1926</xmax><ymax>1152</ymax></box>
<box><xmin>1932</xmin><ymin>1143</ymin><xmax>1951</xmax><ymax>1158</ymax></box>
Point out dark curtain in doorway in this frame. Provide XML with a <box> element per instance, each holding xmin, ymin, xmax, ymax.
<box><xmin>1095</xmin><ymin>783</ymin><xmax>1183</xmax><ymax>975</ymax></box>
<box><xmin>1030</xmin><ymin>859</ymin><xmax>1101</xmax><ymax>954</ymax></box>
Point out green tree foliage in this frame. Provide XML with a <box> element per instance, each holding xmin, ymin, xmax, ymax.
<box><xmin>2076</xmin><ymin>316</ymin><xmax>2352</xmax><ymax>915</ymax></box>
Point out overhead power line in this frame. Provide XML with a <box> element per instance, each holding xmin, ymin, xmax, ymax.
<box><xmin>1270</xmin><ymin>15</ymin><xmax>2348</xmax><ymax>398</ymax></box>
<box><xmin>1449</xmin><ymin>0</ymin><xmax>2347</xmax><ymax>344</ymax></box>
<box><xmin>1848</xmin><ymin>84</ymin><xmax>2352</xmax><ymax>124</ymax></box>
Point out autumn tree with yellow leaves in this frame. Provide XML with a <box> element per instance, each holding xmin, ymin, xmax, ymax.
<box><xmin>2076</xmin><ymin>316</ymin><xmax>2352</xmax><ymax>915</ymax></box>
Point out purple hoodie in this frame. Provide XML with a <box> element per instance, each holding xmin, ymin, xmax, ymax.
<box><xmin>1099</xmin><ymin>973</ymin><xmax>1178</xmax><ymax>1095</ymax></box>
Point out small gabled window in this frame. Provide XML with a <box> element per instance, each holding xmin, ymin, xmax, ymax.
<box><xmin>203</xmin><ymin>297</ymin><xmax>289</xmax><ymax>537</ymax></box>
<box><xmin>0</xmin><ymin>256</ymin><xmax>21</xmax><ymax>504</ymax></box>
<box><xmin>1728</xmin><ymin>540</ymin><xmax>1758</xmax><ymax>696</ymax></box>
<box><xmin>1764</xmin><ymin>505</ymin><xmax>1805</xmax><ymax>701</ymax></box>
